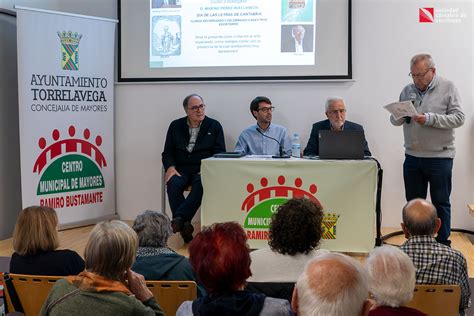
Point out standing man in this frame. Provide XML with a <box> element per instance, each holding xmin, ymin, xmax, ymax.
<box><xmin>390</xmin><ymin>54</ymin><xmax>464</xmax><ymax>246</ymax></box>
<box><xmin>235</xmin><ymin>96</ymin><xmax>291</xmax><ymax>156</ymax></box>
<box><xmin>162</xmin><ymin>94</ymin><xmax>226</xmax><ymax>243</ymax></box>
<box><xmin>303</xmin><ymin>96</ymin><xmax>371</xmax><ymax>156</ymax></box>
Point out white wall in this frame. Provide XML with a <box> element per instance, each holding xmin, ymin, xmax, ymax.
<box><xmin>0</xmin><ymin>11</ymin><xmax>22</xmax><ymax>239</ymax></box>
<box><xmin>116</xmin><ymin>0</ymin><xmax>473</xmax><ymax>231</ymax></box>
<box><xmin>1</xmin><ymin>0</ymin><xmax>473</xmax><ymax>233</ymax></box>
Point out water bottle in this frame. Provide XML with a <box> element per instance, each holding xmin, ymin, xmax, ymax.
<box><xmin>291</xmin><ymin>133</ymin><xmax>301</xmax><ymax>157</ymax></box>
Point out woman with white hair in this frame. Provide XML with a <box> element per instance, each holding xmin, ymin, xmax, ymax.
<box><xmin>40</xmin><ymin>220</ymin><xmax>164</xmax><ymax>315</ymax></box>
<box><xmin>131</xmin><ymin>210</ymin><xmax>205</xmax><ymax>296</ymax></box>
<box><xmin>366</xmin><ymin>245</ymin><xmax>426</xmax><ymax>315</ymax></box>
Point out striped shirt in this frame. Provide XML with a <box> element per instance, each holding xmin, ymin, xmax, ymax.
<box><xmin>401</xmin><ymin>235</ymin><xmax>471</xmax><ymax>310</ymax></box>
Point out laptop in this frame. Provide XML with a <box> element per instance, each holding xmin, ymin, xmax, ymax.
<box><xmin>213</xmin><ymin>151</ymin><xmax>246</xmax><ymax>158</ymax></box>
<box><xmin>318</xmin><ymin>130</ymin><xmax>365</xmax><ymax>159</ymax></box>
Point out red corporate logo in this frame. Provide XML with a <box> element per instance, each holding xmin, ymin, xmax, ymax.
<box><xmin>419</xmin><ymin>8</ymin><xmax>434</xmax><ymax>23</ymax></box>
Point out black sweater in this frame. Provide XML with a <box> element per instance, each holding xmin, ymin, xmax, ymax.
<box><xmin>162</xmin><ymin>116</ymin><xmax>226</xmax><ymax>174</ymax></box>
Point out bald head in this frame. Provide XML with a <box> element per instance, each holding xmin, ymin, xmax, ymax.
<box><xmin>294</xmin><ymin>253</ymin><xmax>369</xmax><ymax>316</ymax></box>
<box><xmin>402</xmin><ymin>198</ymin><xmax>438</xmax><ymax>236</ymax></box>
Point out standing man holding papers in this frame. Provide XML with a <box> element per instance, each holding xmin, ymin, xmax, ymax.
<box><xmin>162</xmin><ymin>94</ymin><xmax>226</xmax><ymax>243</ymax></box>
<box><xmin>390</xmin><ymin>54</ymin><xmax>464</xmax><ymax>246</ymax></box>
<box><xmin>303</xmin><ymin>96</ymin><xmax>371</xmax><ymax>156</ymax></box>
<box><xmin>235</xmin><ymin>96</ymin><xmax>291</xmax><ymax>157</ymax></box>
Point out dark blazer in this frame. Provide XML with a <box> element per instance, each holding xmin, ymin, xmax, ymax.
<box><xmin>162</xmin><ymin>116</ymin><xmax>226</xmax><ymax>175</ymax></box>
<box><xmin>303</xmin><ymin>119</ymin><xmax>371</xmax><ymax>156</ymax></box>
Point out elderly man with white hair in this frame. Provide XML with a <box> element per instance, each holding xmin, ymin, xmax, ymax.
<box><xmin>366</xmin><ymin>245</ymin><xmax>426</xmax><ymax>316</ymax></box>
<box><xmin>303</xmin><ymin>96</ymin><xmax>371</xmax><ymax>156</ymax></box>
<box><xmin>291</xmin><ymin>252</ymin><xmax>371</xmax><ymax>316</ymax></box>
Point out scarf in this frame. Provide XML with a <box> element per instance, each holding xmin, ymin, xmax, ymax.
<box><xmin>66</xmin><ymin>271</ymin><xmax>132</xmax><ymax>295</ymax></box>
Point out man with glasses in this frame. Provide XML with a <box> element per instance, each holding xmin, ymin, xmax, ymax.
<box><xmin>303</xmin><ymin>96</ymin><xmax>371</xmax><ymax>156</ymax></box>
<box><xmin>390</xmin><ymin>54</ymin><xmax>464</xmax><ymax>247</ymax></box>
<box><xmin>162</xmin><ymin>93</ymin><xmax>226</xmax><ymax>243</ymax></box>
<box><xmin>235</xmin><ymin>96</ymin><xmax>291</xmax><ymax>156</ymax></box>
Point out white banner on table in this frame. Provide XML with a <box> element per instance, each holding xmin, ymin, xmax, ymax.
<box><xmin>201</xmin><ymin>158</ymin><xmax>377</xmax><ymax>252</ymax></box>
<box><xmin>16</xmin><ymin>7</ymin><xmax>117</xmax><ymax>224</ymax></box>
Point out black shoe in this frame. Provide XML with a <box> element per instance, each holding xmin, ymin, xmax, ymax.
<box><xmin>171</xmin><ymin>217</ymin><xmax>183</xmax><ymax>233</ymax></box>
<box><xmin>181</xmin><ymin>222</ymin><xmax>194</xmax><ymax>243</ymax></box>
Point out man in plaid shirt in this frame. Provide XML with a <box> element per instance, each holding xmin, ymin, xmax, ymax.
<box><xmin>400</xmin><ymin>198</ymin><xmax>471</xmax><ymax>312</ymax></box>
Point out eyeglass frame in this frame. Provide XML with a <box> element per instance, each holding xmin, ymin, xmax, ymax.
<box><xmin>327</xmin><ymin>109</ymin><xmax>346</xmax><ymax>115</ymax></box>
<box><xmin>257</xmin><ymin>106</ymin><xmax>275</xmax><ymax>113</ymax></box>
<box><xmin>408</xmin><ymin>68</ymin><xmax>433</xmax><ymax>79</ymax></box>
<box><xmin>188</xmin><ymin>104</ymin><xmax>206</xmax><ymax>112</ymax></box>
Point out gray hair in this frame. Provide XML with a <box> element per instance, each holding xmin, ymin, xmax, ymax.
<box><xmin>295</xmin><ymin>252</ymin><xmax>369</xmax><ymax>316</ymax></box>
<box><xmin>325</xmin><ymin>96</ymin><xmax>345</xmax><ymax>111</ymax></box>
<box><xmin>410</xmin><ymin>54</ymin><xmax>435</xmax><ymax>69</ymax></box>
<box><xmin>402</xmin><ymin>199</ymin><xmax>437</xmax><ymax>236</ymax></box>
<box><xmin>182</xmin><ymin>93</ymin><xmax>203</xmax><ymax>108</ymax></box>
<box><xmin>292</xmin><ymin>25</ymin><xmax>305</xmax><ymax>35</ymax></box>
<box><xmin>132</xmin><ymin>210</ymin><xmax>172</xmax><ymax>247</ymax></box>
<box><xmin>366</xmin><ymin>245</ymin><xmax>416</xmax><ymax>307</ymax></box>
<box><xmin>85</xmin><ymin>220</ymin><xmax>138</xmax><ymax>281</ymax></box>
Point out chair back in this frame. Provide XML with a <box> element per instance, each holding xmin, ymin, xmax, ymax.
<box><xmin>3</xmin><ymin>273</ymin><xmax>62</xmax><ymax>316</ymax></box>
<box><xmin>404</xmin><ymin>284</ymin><xmax>461</xmax><ymax>316</ymax></box>
<box><xmin>146</xmin><ymin>280</ymin><xmax>197</xmax><ymax>315</ymax></box>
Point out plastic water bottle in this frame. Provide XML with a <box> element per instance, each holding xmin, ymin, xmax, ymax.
<box><xmin>291</xmin><ymin>133</ymin><xmax>301</xmax><ymax>157</ymax></box>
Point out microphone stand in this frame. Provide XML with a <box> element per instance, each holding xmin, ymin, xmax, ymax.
<box><xmin>256</xmin><ymin>127</ymin><xmax>290</xmax><ymax>159</ymax></box>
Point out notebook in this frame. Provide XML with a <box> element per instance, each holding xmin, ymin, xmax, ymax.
<box><xmin>318</xmin><ymin>130</ymin><xmax>365</xmax><ymax>159</ymax></box>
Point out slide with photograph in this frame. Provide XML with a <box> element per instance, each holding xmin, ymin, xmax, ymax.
<box><xmin>150</xmin><ymin>0</ymin><xmax>316</xmax><ymax>68</ymax></box>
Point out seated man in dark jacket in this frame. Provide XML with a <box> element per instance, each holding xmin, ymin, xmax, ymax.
<box><xmin>303</xmin><ymin>96</ymin><xmax>371</xmax><ymax>156</ymax></box>
<box><xmin>162</xmin><ymin>94</ymin><xmax>226</xmax><ymax>242</ymax></box>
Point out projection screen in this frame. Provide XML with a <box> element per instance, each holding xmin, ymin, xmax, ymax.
<box><xmin>119</xmin><ymin>0</ymin><xmax>351</xmax><ymax>82</ymax></box>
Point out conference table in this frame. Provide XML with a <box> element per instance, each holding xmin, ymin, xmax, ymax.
<box><xmin>201</xmin><ymin>156</ymin><xmax>380</xmax><ymax>253</ymax></box>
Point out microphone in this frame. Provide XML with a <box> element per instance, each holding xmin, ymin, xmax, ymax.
<box><xmin>405</xmin><ymin>92</ymin><xmax>419</xmax><ymax>124</ymax></box>
<box><xmin>256</xmin><ymin>127</ymin><xmax>290</xmax><ymax>159</ymax></box>
<box><xmin>405</xmin><ymin>93</ymin><xmax>417</xmax><ymax>124</ymax></box>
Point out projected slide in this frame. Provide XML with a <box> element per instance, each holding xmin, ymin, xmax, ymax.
<box><xmin>150</xmin><ymin>0</ymin><xmax>316</xmax><ymax>68</ymax></box>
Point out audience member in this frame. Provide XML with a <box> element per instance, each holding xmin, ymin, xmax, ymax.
<box><xmin>303</xmin><ymin>96</ymin><xmax>371</xmax><ymax>156</ymax></box>
<box><xmin>235</xmin><ymin>96</ymin><xmax>291</xmax><ymax>156</ymax></box>
<box><xmin>249</xmin><ymin>198</ymin><xmax>328</xmax><ymax>282</ymax></box>
<box><xmin>162</xmin><ymin>93</ymin><xmax>226</xmax><ymax>243</ymax></box>
<box><xmin>366</xmin><ymin>245</ymin><xmax>426</xmax><ymax>316</ymax></box>
<box><xmin>177</xmin><ymin>222</ymin><xmax>293</xmax><ymax>315</ymax></box>
<box><xmin>131</xmin><ymin>210</ymin><xmax>205</xmax><ymax>296</ymax></box>
<box><xmin>10</xmin><ymin>206</ymin><xmax>84</xmax><ymax>276</ymax></box>
<box><xmin>292</xmin><ymin>252</ymin><xmax>371</xmax><ymax>316</ymax></box>
<box><xmin>400</xmin><ymin>198</ymin><xmax>471</xmax><ymax>312</ymax></box>
<box><xmin>40</xmin><ymin>220</ymin><xmax>164</xmax><ymax>315</ymax></box>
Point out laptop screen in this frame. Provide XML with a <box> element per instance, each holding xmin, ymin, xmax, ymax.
<box><xmin>318</xmin><ymin>130</ymin><xmax>365</xmax><ymax>159</ymax></box>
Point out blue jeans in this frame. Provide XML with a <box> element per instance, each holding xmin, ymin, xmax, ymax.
<box><xmin>166</xmin><ymin>172</ymin><xmax>203</xmax><ymax>223</ymax></box>
<box><xmin>403</xmin><ymin>155</ymin><xmax>453</xmax><ymax>245</ymax></box>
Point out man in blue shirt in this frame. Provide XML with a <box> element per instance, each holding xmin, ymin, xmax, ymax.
<box><xmin>235</xmin><ymin>96</ymin><xmax>291</xmax><ymax>156</ymax></box>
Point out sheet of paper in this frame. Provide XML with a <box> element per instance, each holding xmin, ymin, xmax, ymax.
<box><xmin>384</xmin><ymin>101</ymin><xmax>418</xmax><ymax>120</ymax></box>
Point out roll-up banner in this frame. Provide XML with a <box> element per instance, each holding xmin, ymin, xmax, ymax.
<box><xmin>16</xmin><ymin>6</ymin><xmax>117</xmax><ymax>225</ymax></box>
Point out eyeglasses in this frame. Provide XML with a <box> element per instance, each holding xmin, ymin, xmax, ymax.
<box><xmin>188</xmin><ymin>104</ymin><xmax>206</xmax><ymax>112</ymax></box>
<box><xmin>257</xmin><ymin>106</ymin><xmax>275</xmax><ymax>113</ymax></box>
<box><xmin>408</xmin><ymin>69</ymin><xmax>432</xmax><ymax>79</ymax></box>
<box><xmin>327</xmin><ymin>109</ymin><xmax>346</xmax><ymax>115</ymax></box>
